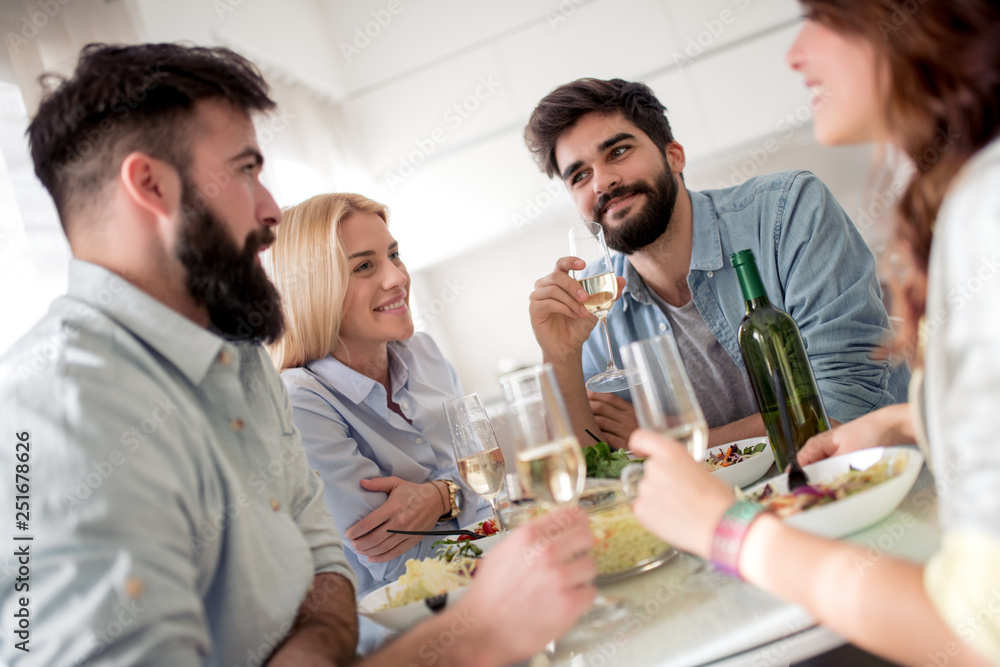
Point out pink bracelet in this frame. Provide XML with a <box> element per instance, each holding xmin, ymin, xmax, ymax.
<box><xmin>710</xmin><ymin>499</ymin><xmax>769</xmax><ymax>579</ymax></box>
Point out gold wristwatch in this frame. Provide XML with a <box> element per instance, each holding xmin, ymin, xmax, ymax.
<box><xmin>437</xmin><ymin>480</ymin><xmax>463</xmax><ymax>522</ymax></box>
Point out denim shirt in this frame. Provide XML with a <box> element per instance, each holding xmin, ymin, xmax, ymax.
<box><xmin>581</xmin><ymin>170</ymin><xmax>909</xmax><ymax>422</ymax></box>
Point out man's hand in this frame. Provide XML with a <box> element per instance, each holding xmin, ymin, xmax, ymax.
<box><xmin>355</xmin><ymin>508</ymin><xmax>597</xmax><ymax>667</ymax></box>
<box><xmin>587</xmin><ymin>391</ymin><xmax>638</xmax><ymax>449</ymax></box>
<box><xmin>798</xmin><ymin>404</ymin><xmax>912</xmax><ymax>466</ymax></box>
<box><xmin>529</xmin><ymin>257</ymin><xmax>625</xmax><ymax>362</ymax></box>
<box><xmin>454</xmin><ymin>507</ymin><xmax>597</xmax><ymax>662</ymax></box>
<box><xmin>345</xmin><ymin>476</ymin><xmax>445</xmax><ymax>562</ymax></box>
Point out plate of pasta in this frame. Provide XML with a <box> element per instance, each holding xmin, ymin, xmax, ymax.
<box><xmin>357</xmin><ymin>556</ymin><xmax>478</xmax><ymax>632</ymax></box>
<box><xmin>740</xmin><ymin>446</ymin><xmax>923</xmax><ymax>538</ymax></box>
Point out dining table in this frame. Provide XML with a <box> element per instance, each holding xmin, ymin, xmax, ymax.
<box><xmin>529</xmin><ymin>454</ymin><xmax>941</xmax><ymax>667</ymax></box>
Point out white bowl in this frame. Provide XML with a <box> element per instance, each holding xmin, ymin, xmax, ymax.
<box><xmin>742</xmin><ymin>445</ymin><xmax>923</xmax><ymax>538</ymax></box>
<box><xmin>707</xmin><ymin>437</ymin><xmax>774</xmax><ymax>488</ymax></box>
<box><xmin>357</xmin><ymin>577</ymin><xmax>469</xmax><ymax>633</ymax></box>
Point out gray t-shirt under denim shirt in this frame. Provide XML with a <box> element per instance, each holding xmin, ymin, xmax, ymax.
<box><xmin>648</xmin><ymin>289</ymin><xmax>759</xmax><ymax>428</ymax></box>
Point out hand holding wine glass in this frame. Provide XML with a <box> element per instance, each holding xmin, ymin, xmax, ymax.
<box><xmin>568</xmin><ymin>222</ymin><xmax>630</xmax><ymax>393</ymax></box>
<box><xmin>621</xmin><ymin>333</ymin><xmax>726</xmax><ymax>587</ymax></box>
<box><xmin>620</xmin><ymin>333</ymin><xmax>709</xmax><ymax>462</ymax></box>
<box><xmin>444</xmin><ymin>393</ymin><xmax>507</xmax><ymax>534</ymax></box>
<box><xmin>500</xmin><ymin>364</ymin><xmax>629</xmax><ymax>629</ymax></box>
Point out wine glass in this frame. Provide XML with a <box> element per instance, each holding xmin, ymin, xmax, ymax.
<box><xmin>620</xmin><ymin>333</ymin><xmax>709</xmax><ymax>462</ymax></box>
<box><xmin>444</xmin><ymin>392</ymin><xmax>507</xmax><ymax>535</ymax></box>
<box><xmin>500</xmin><ymin>364</ymin><xmax>630</xmax><ymax>628</ymax></box>
<box><xmin>568</xmin><ymin>222</ymin><xmax>629</xmax><ymax>393</ymax></box>
<box><xmin>620</xmin><ymin>333</ymin><xmax>727</xmax><ymax>588</ymax></box>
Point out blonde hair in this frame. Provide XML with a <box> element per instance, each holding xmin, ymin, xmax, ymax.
<box><xmin>264</xmin><ymin>193</ymin><xmax>389</xmax><ymax>371</ymax></box>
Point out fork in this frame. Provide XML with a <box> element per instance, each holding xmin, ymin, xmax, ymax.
<box><xmin>772</xmin><ymin>369</ymin><xmax>810</xmax><ymax>491</ymax></box>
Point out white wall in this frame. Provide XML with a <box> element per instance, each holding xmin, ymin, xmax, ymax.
<box><xmin>0</xmin><ymin>0</ymin><xmax>898</xmax><ymax>398</ymax></box>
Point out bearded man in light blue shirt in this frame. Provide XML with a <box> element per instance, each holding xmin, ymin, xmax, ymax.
<box><xmin>525</xmin><ymin>78</ymin><xmax>909</xmax><ymax>450</ymax></box>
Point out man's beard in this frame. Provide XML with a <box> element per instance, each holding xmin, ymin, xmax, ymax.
<box><xmin>592</xmin><ymin>157</ymin><xmax>679</xmax><ymax>255</ymax></box>
<box><xmin>175</xmin><ymin>184</ymin><xmax>285</xmax><ymax>345</ymax></box>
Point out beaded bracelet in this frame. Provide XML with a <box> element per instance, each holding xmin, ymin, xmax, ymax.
<box><xmin>710</xmin><ymin>499</ymin><xmax>769</xmax><ymax>579</ymax></box>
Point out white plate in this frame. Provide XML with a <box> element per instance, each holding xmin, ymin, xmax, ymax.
<box><xmin>742</xmin><ymin>446</ymin><xmax>923</xmax><ymax>538</ymax></box>
<box><xmin>357</xmin><ymin>577</ymin><xmax>469</xmax><ymax>632</ymax></box>
<box><xmin>460</xmin><ymin>519</ymin><xmax>502</xmax><ymax>554</ymax></box>
<box><xmin>706</xmin><ymin>437</ymin><xmax>774</xmax><ymax>488</ymax></box>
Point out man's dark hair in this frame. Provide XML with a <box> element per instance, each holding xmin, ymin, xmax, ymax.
<box><xmin>524</xmin><ymin>78</ymin><xmax>675</xmax><ymax>179</ymax></box>
<box><xmin>27</xmin><ymin>42</ymin><xmax>276</xmax><ymax>231</ymax></box>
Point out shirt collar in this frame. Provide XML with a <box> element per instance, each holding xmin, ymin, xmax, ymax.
<box><xmin>67</xmin><ymin>259</ymin><xmax>225</xmax><ymax>385</ymax></box>
<box><xmin>306</xmin><ymin>342</ymin><xmax>412</xmax><ymax>406</ymax></box>
<box><xmin>619</xmin><ymin>189</ymin><xmax>723</xmax><ymax>308</ymax></box>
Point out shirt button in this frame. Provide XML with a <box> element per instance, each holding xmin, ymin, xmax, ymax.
<box><xmin>218</xmin><ymin>349</ymin><xmax>233</xmax><ymax>365</ymax></box>
<box><xmin>401</xmin><ymin>400</ymin><xmax>409</xmax><ymax>410</ymax></box>
<box><xmin>230</xmin><ymin>418</ymin><xmax>244</xmax><ymax>431</ymax></box>
<box><xmin>270</xmin><ymin>498</ymin><xmax>281</xmax><ymax>511</ymax></box>
<box><xmin>125</xmin><ymin>576</ymin><xmax>145</xmax><ymax>599</ymax></box>
<box><xmin>707</xmin><ymin>271</ymin><xmax>714</xmax><ymax>278</ymax></box>
<box><xmin>659</xmin><ymin>323</ymin><xmax>667</xmax><ymax>332</ymax></box>
<box><xmin>415</xmin><ymin>437</ymin><xmax>424</xmax><ymax>444</ymax></box>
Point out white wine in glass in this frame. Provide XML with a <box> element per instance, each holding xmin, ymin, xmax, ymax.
<box><xmin>621</xmin><ymin>334</ymin><xmax>724</xmax><ymax>588</ymax></box>
<box><xmin>514</xmin><ymin>435</ymin><xmax>585</xmax><ymax>507</ymax></box>
<box><xmin>445</xmin><ymin>393</ymin><xmax>507</xmax><ymax>533</ymax></box>
<box><xmin>569</xmin><ymin>222</ymin><xmax>630</xmax><ymax>392</ymax></box>
<box><xmin>578</xmin><ymin>272</ymin><xmax>617</xmax><ymax>317</ymax></box>
<box><xmin>457</xmin><ymin>446</ymin><xmax>505</xmax><ymax>499</ymax></box>
<box><xmin>501</xmin><ymin>364</ymin><xmax>629</xmax><ymax>630</ymax></box>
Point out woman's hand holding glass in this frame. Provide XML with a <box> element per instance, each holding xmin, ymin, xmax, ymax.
<box><xmin>621</xmin><ymin>333</ymin><xmax>726</xmax><ymax>584</ymax></box>
<box><xmin>628</xmin><ymin>430</ymin><xmax>734</xmax><ymax>559</ymax></box>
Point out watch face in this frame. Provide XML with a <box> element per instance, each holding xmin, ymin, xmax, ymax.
<box><xmin>454</xmin><ymin>486</ymin><xmax>464</xmax><ymax>513</ymax></box>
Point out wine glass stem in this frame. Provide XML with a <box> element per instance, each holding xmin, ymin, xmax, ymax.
<box><xmin>598</xmin><ymin>315</ymin><xmax>618</xmax><ymax>373</ymax></box>
<box><xmin>488</xmin><ymin>498</ymin><xmax>506</xmax><ymax>535</ymax></box>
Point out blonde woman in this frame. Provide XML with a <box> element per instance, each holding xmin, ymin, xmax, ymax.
<box><xmin>265</xmin><ymin>193</ymin><xmax>490</xmax><ymax>594</ymax></box>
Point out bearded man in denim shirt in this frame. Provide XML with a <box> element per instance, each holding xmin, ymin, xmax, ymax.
<box><xmin>526</xmin><ymin>78</ymin><xmax>908</xmax><ymax>450</ymax></box>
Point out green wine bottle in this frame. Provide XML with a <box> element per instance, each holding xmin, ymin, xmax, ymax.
<box><xmin>730</xmin><ymin>249</ymin><xmax>830</xmax><ymax>472</ymax></box>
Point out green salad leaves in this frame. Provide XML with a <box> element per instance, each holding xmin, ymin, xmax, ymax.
<box><xmin>584</xmin><ymin>442</ymin><xmax>642</xmax><ymax>478</ymax></box>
